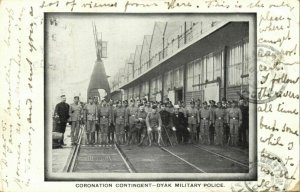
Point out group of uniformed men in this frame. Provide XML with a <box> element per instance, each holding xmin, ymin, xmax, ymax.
<box><xmin>54</xmin><ymin>95</ymin><xmax>249</xmax><ymax>148</ymax></box>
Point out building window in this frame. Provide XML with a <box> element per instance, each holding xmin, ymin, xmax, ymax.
<box><xmin>163</xmin><ymin>70</ymin><xmax>173</xmax><ymax>97</ymax></box>
<box><xmin>227</xmin><ymin>39</ymin><xmax>248</xmax><ymax>86</ymax></box>
<box><xmin>206</xmin><ymin>53</ymin><xmax>214</xmax><ymax>81</ymax></box>
<box><xmin>174</xmin><ymin>66</ymin><xmax>183</xmax><ymax>88</ymax></box>
<box><xmin>186</xmin><ymin>61</ymin><xmax>194</xmax><ymax>92</ymax></box>
<box><xmin>193</xmin><ymin>59</ymin><xmax>201</xmax><ymax>91</ymax></box>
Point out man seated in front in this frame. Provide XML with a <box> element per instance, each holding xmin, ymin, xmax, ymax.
<box><xmin>145</xmin><ymin>105</ymin><xmax>163</xmax><ymax>146</ymax></box>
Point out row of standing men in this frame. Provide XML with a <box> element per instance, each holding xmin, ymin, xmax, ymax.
<box><xmin>54</xmin><ymin>95</ymin><xmax>249</xmax><ymax>147</ymax></box>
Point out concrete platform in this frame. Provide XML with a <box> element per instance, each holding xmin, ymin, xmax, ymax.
<box><xmin>52</xmin><ymin>125</ymin><xmax>74</xmax><ymax>172</ymax></box>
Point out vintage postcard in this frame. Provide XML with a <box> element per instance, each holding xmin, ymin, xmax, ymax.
<box><xmin>0</xmin><ymin>0</ymin><xmax>299</xmax><ymax>191</ymax></box>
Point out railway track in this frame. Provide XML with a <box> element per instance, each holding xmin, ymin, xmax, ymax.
<box><xmin>192</xmin><ymin>145</ymin><xmax>249</xmax><ymax>169</ymax></box>
<box><xmin>64</xmin><ymin>135</ymin><xmax>248</xmax><ymax>173</ymax></box>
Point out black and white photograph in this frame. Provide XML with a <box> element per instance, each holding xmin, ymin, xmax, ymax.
<box><xmin>45</xmin><ymin>14</ymin><xmax>256</xmax><ymax>180</ymax></box>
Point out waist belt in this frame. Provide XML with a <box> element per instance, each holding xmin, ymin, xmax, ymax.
<box><xmin>201</xmin><ymin>118</ymin><xmax>208</xmax><ymax>120</ymax></box>
<box><xmin>217</xmin><ymin>117</ymin><xmax>224</xmax><ymax>120</ymax></box>
<box><xmin>189</xmin><ymin>115</ymin><xmax>195</xmax><ymax>118</ymax></box>
<box><xmin>230</xmin><ymin>117</ymin><xmax>238</xmax><ymax>120</ymax></box>
<box><xmin>100</xmin><ymin>116</ymin><xmax>107</xmax><ymax>118</ymax></box>
<box><xmin>118</xmin><ymin>116</ymin><xmax>124</xmax><ymax>118</ymax></box>
<box><xmin>88</xmin><ymin>113</ymin><xmax>95</xmax><ymax>115</ymax></box>
<box><xmin>131</xmin><ymin>115</ymin><xmax>135</xmax><ymax>117</ymax></box>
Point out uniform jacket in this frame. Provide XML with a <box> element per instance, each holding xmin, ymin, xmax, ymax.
<box><xmin>186</xmin><ymin>107</ymin><xmax>199</xmax><ymax>125</ymax></box>
<box><xmin>54</xmin><ymin>102</ymin><xmax>70</xmax><ymax>123</ymax></box>
<box><xmin>84</xmin><ymin>103</ymin><xmax>98</xmax><ymax>121</ymax></box>
<box><xmin>135</xmin><ymin>110</ymin><xmax>148</xmax><ymax>129</ymax></box>
<box><xmin>213</xmin><ymin>108</ymin><xmax>226</xmax><ymax>123</ymax></box>
<box><xmin>114</xmin><ymin>107</ymin><xmax>126</xmax><ymax>125</ymax></box>
<box><xmin>199</xmin><ymin>108</ymin><xmax>211</xmax><ymax>121</ymax></box>
<box><xmin>146</xmin><ymin>112</ymin><xmax>162</xmax><ymax>128</ymax></box>
<box><xmin>126</xmin><ymin>106</ymin><xmax>138</xmax><ymax>125</ymax></box>
<box><xmin>69</xmin><ymin>103</ymin><xmax>82</xmax><ymax>121</ymax></box>
<box><xmin>227</xmin><ymin>107</ymin><xmax>242</xmax><ymax>124</ymax></box>
<box><xmin>99</xmin><ymin>106</ymin><xmax>112</xmax><ymax>125</ymax></box>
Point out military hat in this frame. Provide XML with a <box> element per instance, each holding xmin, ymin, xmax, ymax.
<box><xmin>211</xmin><ymin>100</ymin><xmax>216</xmax><ymax>104</ymax></box>
<box><xmin>61</xmin><ymin>94</ymin><xmax>66</xmax><ymax>98</ymax></box>
<box><xmin>74</xmin><ymin>96</ymin><xmax>79</xmax><ymax>99</ymax></box>
<box><xmin>160</xmin><ymin>102</ymin><xmax>166</xmax><ymax>106</ymax></box>
<box><xmin>138</xmin><ymin>103</ymin><xmax>144</xmax><ymax>107</ymax></box>
<box><xmin>129</xmin><ymin>99</ymin><xmax>134</xmax><ymax>103</ymax></box>
<box><xmin>174</xmin><ymin>105</ymin><xmax>180</xmax><ymax>109</ymax></box>
<box><xmin>217</xmin><ymin>101</ymin><xmax>222</xmax><ymax>105</ymax></box>
<box><xmin>152</xmin><ymin>104</ymin><xmax>158</xmax><ymax>109</ymax></box>
<box><xmin>190</xmin><ymin>100</ymin><xmax>195</xmax><ymax>105</ymax></box>
<box><xmin>239</xmin><ymin>96</ymin><xmax>245</xmax><ymax>100</ymax></box>
<box><xmin>88</xmin><ymin>96</ymin><xmax>93</xmax><ymax>99</ymax></box>
<box><xmin>123</xmin><ymin>100</ymin><xmax>128</xmax><ymax>104</ymax></box>
<box><xmin>203</xmin><ymin>101</ymin><xmax>208</xmax><ymax>105</ymax></box>
<box><xmin>222</xmin><ymin>97</ymin><xmax>227</xmax><ymax>102</ymax></box>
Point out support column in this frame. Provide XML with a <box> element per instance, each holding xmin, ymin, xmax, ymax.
<box><xmin>223</xmin><ymin>46</ymin><xmax>228</xmax><ymax>99</ymax></box>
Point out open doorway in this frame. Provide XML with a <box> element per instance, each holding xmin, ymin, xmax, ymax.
<box><xmin>175</xmin><ymin>88</ymin><xmax>183</xmax><ymax>104</ymax></box>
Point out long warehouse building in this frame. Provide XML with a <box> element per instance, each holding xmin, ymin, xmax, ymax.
<box><xmin>110</xmin><ymin>21</ymin><xmax>252</xmax><ymax>105</ymax></box>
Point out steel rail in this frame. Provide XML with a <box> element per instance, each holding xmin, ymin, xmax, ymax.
<box><xmin>192</xmin><ymin>145</ymin><xmax>249</xmax><ymax>169</ymax></box>
<box><xmin>115</xmin><ymin>144</ymin><xmax>136</xmax><ymax>173</ymax></box>
<box><xmin>158</xmin><ymin>146</ymin><xmax>206</xmax><ymax>173</ymax></box>
<box><xmin>66</xmin><ymin>125</ymin><xmax>84</xmax><ymax>172</ymax></box>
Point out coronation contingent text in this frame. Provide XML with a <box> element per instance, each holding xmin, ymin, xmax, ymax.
<box><xmin>75</xmin><ymin>183</ymin><xmax>224</xmax><ymax>188</ymax></box>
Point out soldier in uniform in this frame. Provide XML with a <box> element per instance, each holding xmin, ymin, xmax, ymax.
<box><xmin>146</xmin><ymin>105</ymin><xmax>163</xmax><ymax>146</ymax></box>
<box><xmin>54</xmin><ymin>95</ymin><xmax>70</xmax><ymax>146</ymax></box>
<box><xmin>186</xmin><ymin>101</ymin><xmax>200</xmax><ymax>144</ymax></box>
<box><xmin>135</xmin><ymin>104</ymin><xmax>148</xmax><ymax>146</ymax></box>
<box><xmin>171</xmin><ymin>105</ymin><xmax>188</xmax><ymax>144</ymax></box>
<box><xmin>108</xmin><ymin>99</ymin><xmax>115</xmax><ymax>144</ymax></box>
<box><xmin>213</xmin><ymin>101</ymin><xmax>226</xmax><ymax>146</ymax></box>
<box><xmin>226</xmin><ymin>100</ymin><xmax>242</xmax><ymax>146</ymax></box>
<box><xmin>98</xmin><ymin>100</ymin><xmax>112</xmax><ymax>146</ymax></box>
<box><xmin>195</xmin><ymin>98</ymin><xmax>201</xmax><ymax>143</ymax></box>
<box><xmin>123</xmin><ymin>100</ymin><xmax>129</xmax><ymax>142</ymax></box>
<box><xmin>114</xmin><ymin>101</ymin><xmax>127</xmax><ymax>145</ymax></box>
<box><xmin>199</xmin><ymin>101</ymin><xmax>212</xmax><ymax>145</ymax></box>
<box><xmin>126</xmin><ymin>99</ymin><xmax>138</xmax><ymax>145</ymax></box>
<box><xmin>69</xmin><ymin>96</ymin><xmax>82</xmax><ymax>145</ymax></box>
<box><xmin>209</xmin><ymin>100</ymin><xmax>216</xmax><ymax>145</ymax></box>
<box><xmin>83</xmin><ymin>97</ymin><xmax>98</xmax><ymax>145</ymax></box>
<box><xmin>93</xmin><ymin>96</ymin><xmax>100</xmax><ymax>144</ymax></box>
<box><xmin>239</xmin><ymin>97</ymin><xmax>249</xmax><ymax>147</ymax></box>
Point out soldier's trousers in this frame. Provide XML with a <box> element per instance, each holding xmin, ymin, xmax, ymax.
<box><xmin>70</xmin><ymin>121</ymin><xmax>80</xmax><ymax>143</ymax></box>
<box><xmin>189</xmin><ymin>124</ymin><xmax>197</xmax><ymax>134</ymax></box>
<box><xmin>128</xmin><ymin>124</ymin><xmax>137</xmax><ymax>143</ymax></box>
<box><xmin>115</xmin><ymin>124</ymin><xmax>125</xmax><ymax>137</ymax></box>
<box><xmin>229</xmin><ymin>119</ymin><xmax>239</xmax><ymax>146</ymax></box>
<box><xmin>86</xmin><ymin>121</ymin><xmax>95</xmax><ymax>133</ymax></box>
<box><xmin>99</xmin><ymin>123</ymin><xmax>109</xmax><ymax>144</ymax></box>
<box><xmin>200</xmin><ymin>120</ymin><xmax>209</xmax><ymax>144</ymax></box>
<box><xmin>215</xmin><ymin>120</ymin><xmax>224</xmax><ymax>145</ymax></box>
